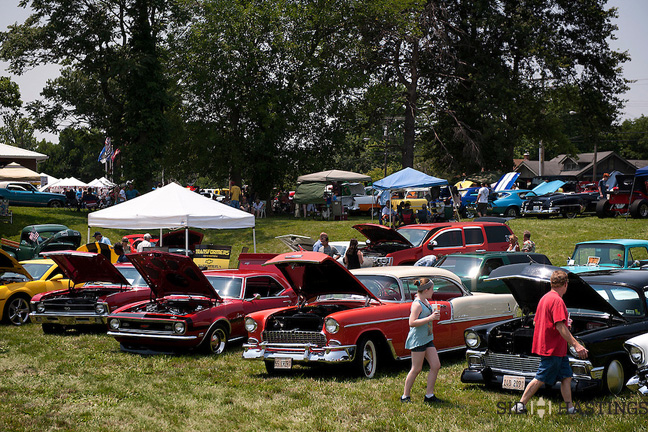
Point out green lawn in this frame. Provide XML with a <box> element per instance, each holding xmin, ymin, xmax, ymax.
<box><xmin>1</xmin><ymin>208</ymin><xmax>648</xmax><ymax>431</ymax></box>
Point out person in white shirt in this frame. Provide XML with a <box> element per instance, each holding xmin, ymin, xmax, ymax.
<box><xmin>137</xmin><ymin>233</ymin><xmax>153</xmax><ymax>252</ymax></box>
<box><xmin>476</xmin><ymin>183</ymin><xmax>490</xmax><ymax>217</ymax></box>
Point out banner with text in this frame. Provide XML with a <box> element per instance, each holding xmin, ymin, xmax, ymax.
<box><xmin>194</xmin><ymin>244</ymin><xmax>232</xmax><ymax>269</ymax></box>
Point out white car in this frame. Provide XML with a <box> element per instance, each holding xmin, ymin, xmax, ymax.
<box><xmin>275</xmin><ymin>234</ymin><xmax>370</xmax><ymax>267</ymax></box>
<box><xmin>625</xmin><ymin>333</ymin><xmax>648</xmax><ymax>396</ymax></box>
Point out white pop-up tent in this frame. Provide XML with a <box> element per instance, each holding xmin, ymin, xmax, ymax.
<box><xmin>88</xmin><ymin>182</ymin><xmax>256</xmax><ymax>253</ymax></box>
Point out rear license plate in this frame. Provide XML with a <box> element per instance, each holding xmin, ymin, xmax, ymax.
<box><xmin>502</xmin><ymin>375</ymin><xmax>525</xmax><ymax>391</ymax></box>
<box><xmin>274</xmin><ymin>358</ymin><xmax>292</xmax><ymax>369</ymax></box>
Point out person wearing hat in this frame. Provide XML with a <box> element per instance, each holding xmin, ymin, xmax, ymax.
<box><xmin>598</xmin><ymin>173</ymin><xmax>610</xmax><ymax>199</ymax></box>
<box><xmin>136</xmin><ymin>233</ymin><xmax>152</xmax><ymax>253</ymax></box>
<box><xmin>93</xmin><ymin>232</ymin><xmax>111</xmax><ymax>245</ymax></box>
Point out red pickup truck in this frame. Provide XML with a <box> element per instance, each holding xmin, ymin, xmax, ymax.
<box><xmin>354</xmin><ymin>222</ymin><xmax>514</xmax><ymax>266</ymax></box>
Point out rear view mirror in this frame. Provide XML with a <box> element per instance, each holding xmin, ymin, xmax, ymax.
<box><xmin>427</xmin><ymin>240</ymin><xmax>437</xmax><ymax>251</ymax></box>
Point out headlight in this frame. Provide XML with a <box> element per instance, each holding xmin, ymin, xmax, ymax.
<box><xmin>465</xmin><ymin>331</ymin><xmax>481</xmax><ymax>349</ymax></box>
<box><xmin>325</xmin><ymin>318</ymin><xmax>339</xmax><ymax>334</ymax></box>
<box><xmin>174</xmin><ymin>322</ymin><xmax>186</xmax><ymax>334</ymax></box>
<box><xmin>245</xmin><ymin>317</ymin><xmax>257</xmax><ymax>333</ymax></box>
<box><xmin>109</xmin><ymin>319</ymin><xmax>120</xmax><ymax>330</ymax></box>
<box><xmin>569</xmin><ymin>338</ymin><xmax>586</xmax><ymax>357</ymax></box>
<box><xmin>627</xmin><ymin>344</ymin><xmax>644</xmax><ymax>365</ymax></box>
<box><xmin>36</xmin><ymin>303</ymin><xmax>45</xmax><ymax>313</ymax></box>
<box><xmin>95</xmin><ymin>303</ymin><xmax>107</xmax><ymax>315</ymax></box>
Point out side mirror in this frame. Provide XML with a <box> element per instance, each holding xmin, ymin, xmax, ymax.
<box><xmin>50</xmin><ymin>274</ymin><xmax>64</xmax><ymax>281</ymax></box>
<box><xmin>567</xmin><ymin>258</ymin><xmax>574</xmax><ymax>266</ymax></box>
<box><xmin>427</xmin><ymin>240</ymin><xmax>437</xmax><ymax>251</ymax></box>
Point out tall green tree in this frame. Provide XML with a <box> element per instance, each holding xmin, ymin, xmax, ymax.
<box><xmin>0</xmin><ymin>0</ymin><xmax>184</xmax><ymax>186</ymax></box>
<box><xmin>168</xmin><ymin>0</ymin><xmax>364</xmax><ymax>197</ymax></box>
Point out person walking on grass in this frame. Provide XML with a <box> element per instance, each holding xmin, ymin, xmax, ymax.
<box><xmin>511</xmin><ymin>270</ymin><xmax>588</xmax><ymax>414</ymax></box>
<box><xmin>402</xmin><ymin>278</ymin><xmax>441</xmax><ymax>404</ymax></box>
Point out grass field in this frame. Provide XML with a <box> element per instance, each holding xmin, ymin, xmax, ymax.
<box><xmin>1</xmin><ymin>208</ymin><xmax>648</xmax><ymax>431</ymax></box>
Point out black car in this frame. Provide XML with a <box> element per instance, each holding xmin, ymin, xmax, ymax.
<box><xmin>460</xmin><ymin>264</ymin><xmax>648</xmax><ymax>394</ymax></box>
<box><xmin>521</xmin><ymin>191</ymin><xmax>600</xmax><ymax>218</ymax></box>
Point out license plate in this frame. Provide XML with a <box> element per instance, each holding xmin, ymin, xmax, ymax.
<box><xmin>274</xmin><ymin>358</ymin><xmax>292</xmax><ymax>369</ymax></box>
<box><xmin>502</xmin><ymin>375</ymin><xmax>525</xmax><ymax>391</ymax></box>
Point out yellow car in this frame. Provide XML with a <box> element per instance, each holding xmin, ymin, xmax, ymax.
<box><xmin>0</xmin><ymin>250</ymin><xmax>70</xmax><ymax>326</ymax></box>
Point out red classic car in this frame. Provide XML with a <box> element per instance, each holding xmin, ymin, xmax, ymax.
<box><xmin>107</xmin><ymin>251</ymin><xmax>297</xmax><ymax>355</ymax></box>
<box><xmin>30</xmin><ymin>251</ymin><xmax>150</xmax><ymax>333</ymax></box>
<box><xmin>242</xmin><ymin>251</ymin><xmax>517</xmax><ymax>378</ymax></box>
<box><xmin>122</xmin><ymin>229</ymin><xmax>204</xmax><ymax>253</ymax></box>
<box><xmin>354</xmin><ymin>222</ymin><xmax>513</xmax><ymax>266</ymax></box>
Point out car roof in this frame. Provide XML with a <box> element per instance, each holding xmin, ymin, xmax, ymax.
<box><xmin>575</xmin><ymin>239</ymin><xmax>648</xmax><ymax>247</ymax></box>
<box><xmin>440</xmin><ymin>252</ymin><xmax>546</xmax><ymax>259</ymax></box>
<box><xmin>351</xmin><ymin>266</ymin><xmax>463</xmax><ymax>285</ymax></box>
<box><xmin>19</xmin><ymin>258</ymin><xmax>56</xmax><ymax>265</ymax></box>
<box><xmin>399</xmin><ymin>221</ymin><xmax>506</xmax><ymax>230</ymax></box>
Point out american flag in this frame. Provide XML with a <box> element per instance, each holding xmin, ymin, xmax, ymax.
<box><xmin>98</xmin><ymin>137</ymin><xmax>113</xmax><ymax>163</ymax></box>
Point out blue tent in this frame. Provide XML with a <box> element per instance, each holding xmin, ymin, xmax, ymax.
<box><xmin>636</xmin><ymin>166</ymin><xmax>648</xmax><ymax>177</ymax></box>
<box><xmin>373</xmin><ymin>167</ymin><xmax>448</xmax><ymax>190</ymax></box>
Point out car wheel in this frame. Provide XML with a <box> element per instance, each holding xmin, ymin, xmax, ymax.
<box><xmin>604</xmin><ymin>359</ymin><xmax>625</xmax><ymax>395</ymax></box>
<box><xmin>3</xmin><ymin>295</ymin><xmax>30</xmax><ymax>326</ymax></box>
<box><xmin>203</xmin><ymin>324</ymin><xmax>228</xmax><ymax>355</ymax></box>
<box><xmin>504</xmin><ymin>206</ymin><xmax>519</xmax><ymax>218</ymax></box>
<box><xmin>596</xmin><ymin>199</ymin><xmax>613</xmax><ymax>218</ymax></box>
<box><xmin>42</xmin><ymin>323</ymin><xmax>65</xmax><ymax>334</ymax></box>
<box><xmin>355</xmin><ymin>336</ymin><xmax>379</xmax><ymax>378</ymax></box>
<box><xmin>464</xmin><ymin>208</ymin><xmax>476</xmax><ymax>219</ymax></box>
<box><xmin>629</xmin><ymin>199</ymin><xmax>648</xmax><ymax>219</ymax></box>
<box><xmin>48</xmin><ymin>200</ymin><xmax>63</xmax><ymax>208</ymax></box>
<box><xmin>562</xmin><ymin>209</ymin><xmax>578</xmax><ymax>219</ymax></box>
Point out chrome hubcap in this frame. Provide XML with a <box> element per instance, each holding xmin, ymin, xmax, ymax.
<box><xmin>8</xmin><ymin>298</ymin><xmax>29</xmax><ymax>325</ymax></box>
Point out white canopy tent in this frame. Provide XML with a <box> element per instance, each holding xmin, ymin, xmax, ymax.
<box><xmin>87</xmin><ymin>182</ymin><xmax>257</xmax><ymax>253</ymax></box>
<box><xmin>88</xmin><ymin>177</ymin><xmax>116</xmax><ymax>188</ymax></box>
<box><xmin>41</xmin><ymin>176</ymin><xmax>89</xmax><ymax>191</ymax></box>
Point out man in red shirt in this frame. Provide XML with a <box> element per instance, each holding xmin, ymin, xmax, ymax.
<box><xmin>511</xmin><ymin>270</ymin><xmax>588</xmax><ymax>414</ymax></box>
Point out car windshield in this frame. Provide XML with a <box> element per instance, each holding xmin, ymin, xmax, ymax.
<box><xmin>206</xmin><ymin>276</ymin><xmax>242</xmax><ymax>298</ymax></box>
<box><xmin>569</xmin><ymin>243</ymin><xmax>626</xmax><ymax>267</ymax></box>
<box><xmin>0</xmin><ymin>271</ymin><xmax>30</xmax><ymax>283</ymax></box>
<box><xmin>21</xmin><ymin>262</ymin><xmax>52</xmax><ymax>280</ymax></box>
<box><xmin>396</xmin><ymin>228</ymin><xmax>434</xmax><ymax>247</ymax></box>
<box><xmin>116</xmin><ymin>267</ymin><xmax>148</xmax><ymax>287</ymax></box>
<box><xmin>354</xmin><ymin>275</ymin><xmax>403</xmax><ymax>301</ymax></box>
<box><xmin>573</xmin><ymin>284</ymin><xmax>647</xmax><ymax>318</ymax></box>
<box><xmin>435</xmin><ymin>256</ymin><xmax>483</xmax><ymax>278</ymax></box>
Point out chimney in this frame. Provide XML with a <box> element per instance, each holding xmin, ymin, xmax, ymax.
<box><xmin>523</xmin><ymin>152</ymin><xmax>530</xmax><ymax>161</ymax></box>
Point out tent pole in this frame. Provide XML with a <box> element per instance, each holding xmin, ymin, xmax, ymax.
<box><xmin>87</xmin><ymin>227</ymin><xmax>91</xmax><ymax>244</ymax></box>
<box><xmin>253</xmin><ymin>228</ymin><xmax>257</xmax><ymax>253</ymax></box>
<box><xmin>159</xmin><ymin>228</ymin><xmax>163</xmax><ymax>247</ymax></box>
<box><xmin>185</xmin><ymin>226</ymin><xmax>189</xmax><ymax>256</ymax></box>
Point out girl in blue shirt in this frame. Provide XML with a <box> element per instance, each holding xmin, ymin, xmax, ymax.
<box><xmin>401</xmin><ymin>278</ymin><xmax>441</xmax><ymax>404</ymax></box>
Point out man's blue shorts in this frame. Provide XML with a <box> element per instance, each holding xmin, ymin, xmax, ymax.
<box><xmin>535</xmin><ymin>356</ymin><xmax>573</xmax><ymax>384</ymax></box>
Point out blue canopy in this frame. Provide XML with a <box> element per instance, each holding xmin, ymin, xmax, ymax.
<box><xmin>636</xmin><ymin>166</ymin><xmax>648</xmax><ymax>177</ymax></box>
<box><xmin>373</xmin><ymin>167</ymin><xmax>448</xmax><ymax>190</ymax></box>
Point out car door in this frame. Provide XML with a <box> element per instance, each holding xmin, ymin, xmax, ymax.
<box><xmin>429</xmin><ymin>228</ymin><xmax>464</xmax><ymax>256</ymax></box>
<box><xmin>241</xmin><ymin>276</ymin><xmax>295</xmax><ymax>316</ymax></box>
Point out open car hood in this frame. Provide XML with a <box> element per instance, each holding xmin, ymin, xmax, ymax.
<box><xmin>45</xmin><ymin>251</ymin><xmax>130</xmax><ymax>285</ymax></box>
<box><xmin>487</xmin><ymin>263</ymin><xmax>622</xmax><ymax>318</ymax></box>
<box><xmin>161</xmin><ymin>229</ymin><xmax>204</xmax><ymax>250</ymax></box>
<box><xmin>275</xmin><ymin>234</ymin><xmax>316</xmax><ymax>252</ymax></box>
<box><xmin>0</xmin><ymin>249</ymin><xmax>32</xmax><ymax>280</ymax></box>
<box><xmin>531</xmin><ymin>180</ymin><xmax>565</xmax><ymax>196</ymax></box>
<box><xmin>127</xmin><ymin>251</ymin><xmax>220</xmax><ymax>299</ymax></box>
<box><xmin>264</xmin><ymin>251</ymin><xmax>380</xmax><ymax>302</ymax></box>
<box><xmin>352</xmin><ymin>224</ymin><xmax>413</xmax><ymax>247</ymax></box>
<box><xmin>39</xmin><ymin>229</ymin><xmax>82</xmax><ymax>250</ymax></box>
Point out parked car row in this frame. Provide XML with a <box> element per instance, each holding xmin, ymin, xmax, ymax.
<box><xmin>2</xmin><ymin>226</ymin><xmax>647</xmax><ymax>398</ymax></box>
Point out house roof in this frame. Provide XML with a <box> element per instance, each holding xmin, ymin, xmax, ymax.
<box><xmin>515</xmin><ymin>151</ymin><xmax>645</xmax><ymax>179</ymax></box>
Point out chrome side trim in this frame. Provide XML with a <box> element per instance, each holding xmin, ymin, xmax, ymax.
<box><xmin>345</xmin><ymin>316</ymin><xmax>405</xmax><ymax>328</ymax></box>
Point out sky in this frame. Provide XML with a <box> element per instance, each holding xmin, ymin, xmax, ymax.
<box><xmin>1</xmin><ymin>0</ymin><xmax>648</xmax><ymax>143</ymax></box>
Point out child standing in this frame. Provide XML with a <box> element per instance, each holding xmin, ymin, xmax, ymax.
<box><xmin>402</xmin><ymin>278</ymin><xmax>441</xmax><ymax>404</ymax></box>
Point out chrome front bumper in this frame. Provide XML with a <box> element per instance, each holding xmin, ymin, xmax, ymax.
<box><xmin>626</xmin><ymin>372</ymin><xmax>648</xmax><ymax>396</ymax></box>
<box><xmin>243</xmin><ymin>340</ymin><xmax>356</xmax><ymax>364</ymax></box>
<box><xmin>30</xmin><ymin>312</ymin><xmax>106</xmax><ymax>326</ymax></box>
<box><xmin>107</xmin><ymin>330</ymin><xmax>197</xmax><ymax>341</ymax></box>
<box><xmin>522</xmin><ymin>207</ymin><xmax>559</xmax><ymax>215</ymax></box>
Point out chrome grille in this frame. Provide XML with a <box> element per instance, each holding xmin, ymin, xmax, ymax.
<box><xmin>484</xmin><ymin>352</ymin><xmax>540</xmax><ymax>374</ymax></box>
<box><xmin>263</xmin><ymin>331</ymin><xmax>326</xmax><ymax>346</ymax></box>
<box><xmin>118</xmin><ymin>320</ymin><xmax>175</xmax><ymax>334</ymax></box>
<box><xmin>41</xmin><ymin>302</ymin><xmax>95</xmax><ymax>313</ymax></box>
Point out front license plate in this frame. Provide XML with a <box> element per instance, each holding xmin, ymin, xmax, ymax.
<box><xmin>274</xmin><ymin>358</ymin><xmax>292</xmax><ymax>370</ymax></box>
<box><xmin>502</xmin><ymin>375</ymin><xmax>525</xmax><ymax>391</ymax></box>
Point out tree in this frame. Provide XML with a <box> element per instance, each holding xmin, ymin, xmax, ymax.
<box><xmin>0</xmin><ymin>113</ymin><xmax>39</xmax><ymax>150</ymax></box>
<box><xmin>0</xmin><ymin>0</ymin><xmax>184</xmax><ymax>186</ymax></box>
<box><xmin>0</xmin><ymin>77</ymin><xmax>21</xmax><ymax>112</ymax></box>
<box><xmin>167</xmin><ymin>0</ymin><xmax>364</xmax><ymax>197</ymax></box>
<box><xmin>36</xmin><ymin>127</ymin><xmax>106</xmax><ymax>180</ymax></box>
